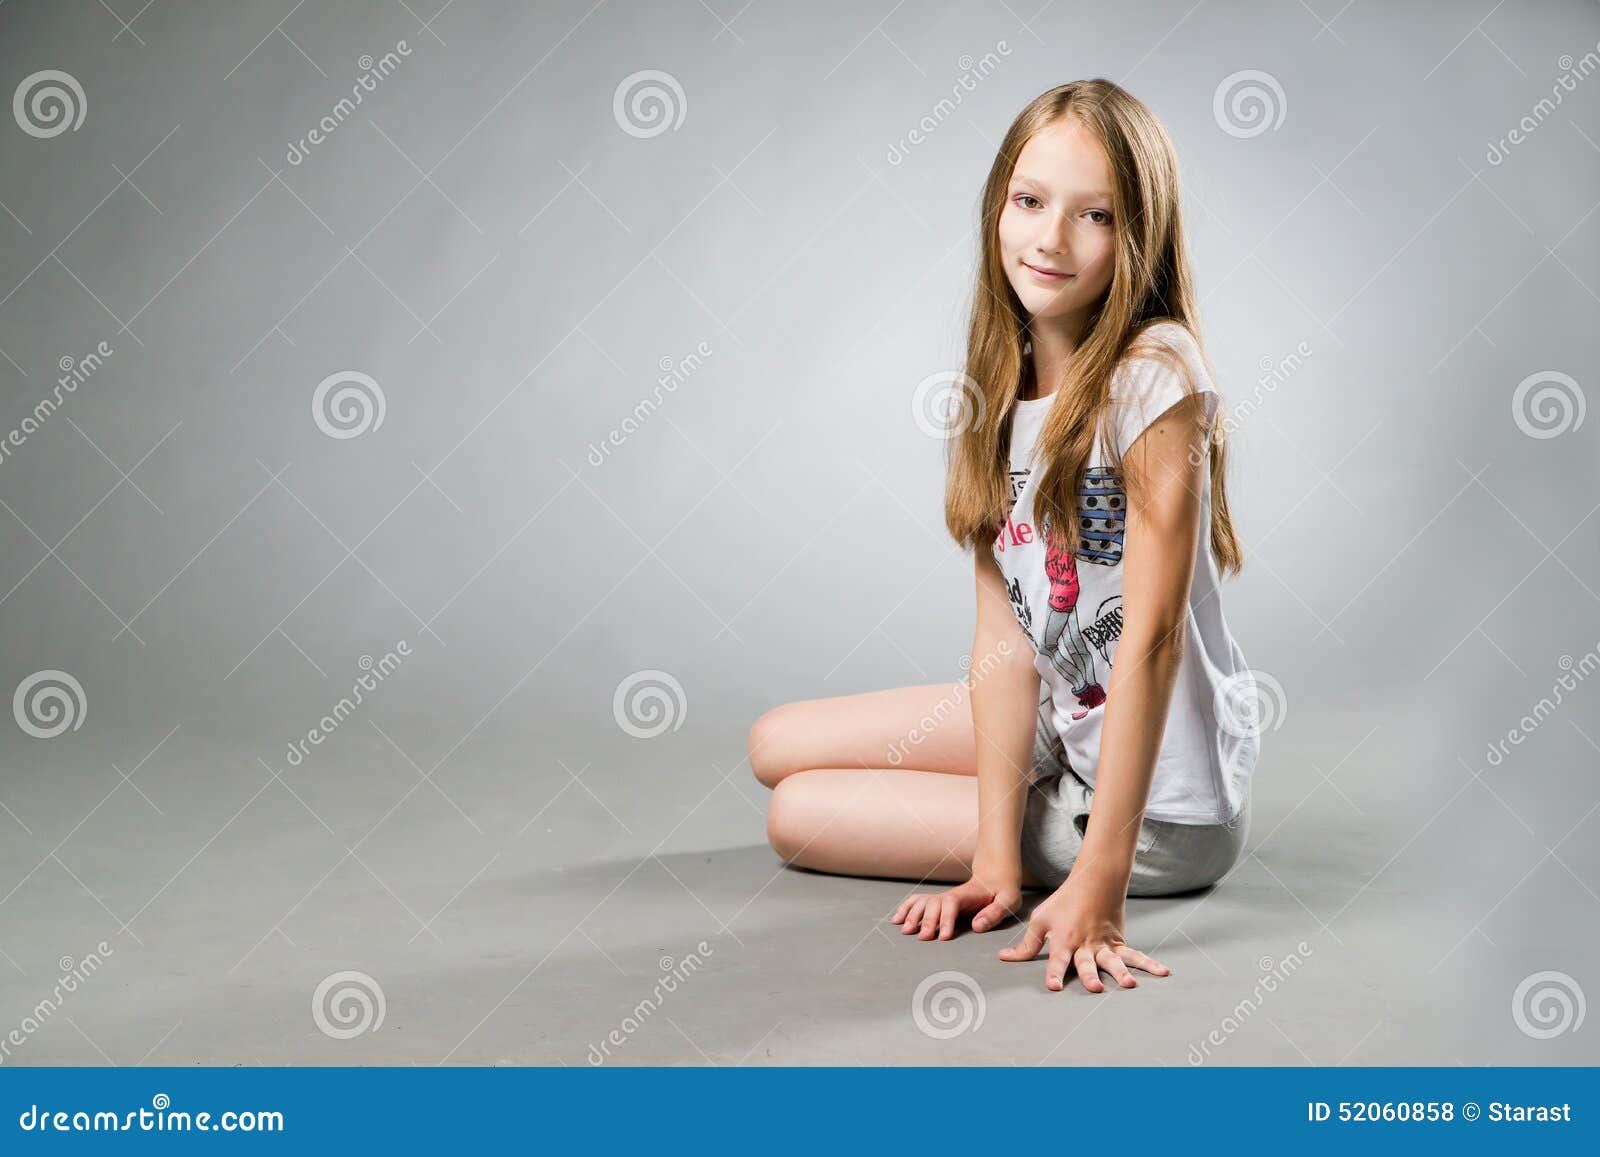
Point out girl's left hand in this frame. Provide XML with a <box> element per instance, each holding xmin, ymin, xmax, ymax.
<box><xmin>996</xmin><ymin>874</ymin><xmax>1171</xmax><ymax>992</ymax></box>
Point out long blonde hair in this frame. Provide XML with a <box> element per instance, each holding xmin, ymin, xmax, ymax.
<box><xmin>943</xmin><ymin>79</ymin><xmax>1242</xmax><ymax>575</ymax></box>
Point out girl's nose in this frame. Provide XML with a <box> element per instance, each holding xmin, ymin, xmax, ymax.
<box><xmin>1037</xmin><ymin>213</ymin><xmax>1071</xmax><ymax>254</ymax></box>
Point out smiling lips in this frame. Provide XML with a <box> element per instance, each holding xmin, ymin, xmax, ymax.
<box><xmin>1023</xmin><ymin>261</ymin><xmax>1073</xmax><ymax>280</ymax></box>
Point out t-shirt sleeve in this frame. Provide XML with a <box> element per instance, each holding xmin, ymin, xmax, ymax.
<box><xmin>1103</xmin><ymin>326</ymin><xmax>1220</xmax><ymax>460</ymax></box>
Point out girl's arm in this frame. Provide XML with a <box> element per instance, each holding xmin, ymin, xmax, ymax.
<box><xmin>890</xmin><ymin>546</ymin><xmax>1038</xmax><ymax>940</ymax></box>
<box><xmin>999</xmin><ymin>392</ymin><xmax>1209</xmax><ymax>990</ymax></box>
<box><xmin>1067</xmin><ymin>392</ymin><xmax>1208</xmax><ymax>894</ymax></box>
<box><xmin>968</xmin><ymin>543</ymin><xmax>1043</xmax><ymax>887</ymax></box>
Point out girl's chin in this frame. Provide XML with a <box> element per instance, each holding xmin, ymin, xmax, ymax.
<box><xmin>1013</xmin><ymin>280</ymin><xmax>1075</xmax><ymax>302</ymax></box>
<box><xmin>1017</xmin><ymin>294</ymin><xmax>1077</xmax><ymax>317</ymax></box>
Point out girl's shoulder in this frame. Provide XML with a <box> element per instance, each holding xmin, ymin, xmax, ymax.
<box><xmin>1104</xmin><ymin>319</ymin><xmax>1217</xmax><ymax>459</ymax></box>
<box><xmin>1120</xmin><ymin>318</ymin><xmax>1202</xmax><ymax>368</ymax></box>
<box><xmin>1114</xmin><ymin>319</ymin><xmax>1212</xmax><ymax>390</ymax></box>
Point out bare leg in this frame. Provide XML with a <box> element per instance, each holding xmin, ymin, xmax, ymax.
<box><xmin>765</xmin><ymin>768</ymin><xmax>1047</xmax><ymax>888</ymax></box>
<box><xmin>747</xmin><ymin>682</ymin><xmax>1044</xmax><ymax>887</ymax></box>
<box><xmin>747</xmin><ymin>682</ymin><xmax>979</xmax><ymax>789</ymax></box>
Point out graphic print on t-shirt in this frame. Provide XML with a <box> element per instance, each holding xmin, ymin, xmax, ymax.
<box><xmin>995</xmin><ymin>433</ymin><xmax>1132</xmax><ymax>720</ymax></box>
<box><xmin>1038</xmin><ymin>513</ymin><xmax>1107</xmax><ymax>720</ymax></box>
<box><xmin>1076</xmin><ymin>467</ymin><xmax>1126</xmax><ymax>566</ymax></box>
<box><xmin>1005</xmin><ymin>575</ymin><xmax>1033</xmax><ymax>635</ymax></box>
<box><xmin>1081</xmin><ymin>594</ymin><xmax>1123</xmax><ymax>663</ymax></box>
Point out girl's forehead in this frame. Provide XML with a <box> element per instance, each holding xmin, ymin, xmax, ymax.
<box><xmin>1013</xmin><ymin>121</ymin><xmax>1112</xmax><ymax>192</ymax></box>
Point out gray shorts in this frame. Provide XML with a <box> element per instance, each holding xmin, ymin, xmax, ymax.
<box><xmin>1019</xmin><ymin>706</ymin><xmax>1250</xmax><ymax>896</ymax></box>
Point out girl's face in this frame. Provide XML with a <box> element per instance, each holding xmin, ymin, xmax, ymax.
<box><xmin>997</xmin><ymin>118</ymin><xmax>1117</xmax><ymax>327</ymax></box>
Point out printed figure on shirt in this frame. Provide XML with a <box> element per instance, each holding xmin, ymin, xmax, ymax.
<box><xmin>1038</xmin><ymin>511</ymin><xmax>1107</xmax><ymax>720</ymax></box>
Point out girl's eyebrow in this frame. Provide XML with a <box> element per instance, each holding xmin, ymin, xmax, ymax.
<box><xmin>1010</xmin><ymin>173</ymin><xmax>1112</xmax><ymax>200</ymax></box>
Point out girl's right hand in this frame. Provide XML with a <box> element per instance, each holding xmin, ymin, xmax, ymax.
<box><xmin>889</xmin><ymin>874</ymin><xmax>1023</xmax><ymax>941</ymax></box>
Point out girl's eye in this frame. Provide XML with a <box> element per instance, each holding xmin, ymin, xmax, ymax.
<box><xmin>1085</xmin><ymin>209</ymin><xmax>1112</xmax><ymax>225</ymax></box>
<box><xmin>1014</xmin><ymin>193</ymin><xmax>1041</xmax><ymax>209</ymax></box>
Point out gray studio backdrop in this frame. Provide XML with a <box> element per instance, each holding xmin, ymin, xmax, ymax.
<box><xmin>0</xmin><ymin>0</ymin><xmax>1597</xmax><ymax>1065</ymax></box>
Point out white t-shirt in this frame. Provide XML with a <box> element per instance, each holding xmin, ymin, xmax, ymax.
<box><xmin>991</xmin><ymin>321</ymin><xmax>1258</xmax><ymax>824</ymax></box>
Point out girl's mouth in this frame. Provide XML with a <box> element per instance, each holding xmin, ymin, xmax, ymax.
<box><xmin>1023</xmin><ymin>261</ymin><xmax>1073</xmax><ymax>281</ymax></box>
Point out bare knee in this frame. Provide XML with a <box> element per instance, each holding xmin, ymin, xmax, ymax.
<box><xmin>765</xmin><ymin>771</ymin><xmax>820</xmax><ymax>864</ymax></box>
<box><xmin>748</xmin><ymin>703</ymin><xmax>801</xmax><ymax>789</ymax></box>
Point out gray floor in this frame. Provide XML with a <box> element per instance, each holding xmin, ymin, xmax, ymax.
<box><xmin>3</xmin><ymin>703</ymin><xmax>1595</xmax><ymax>1067</ymax></box>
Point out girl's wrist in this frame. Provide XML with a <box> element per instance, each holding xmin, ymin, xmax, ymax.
<box><xmin>1066</xmin><ymin>838</ymin><xmax>1133</xmax><ymax>893</ymax></box>
<box><xmin>971</xmin><ymin>849</ymin><xmax>1023</xmax><ymax>885</ymax></box>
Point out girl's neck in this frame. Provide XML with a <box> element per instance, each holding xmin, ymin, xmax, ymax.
<box><xmin>1020</xmin><ymin>314</ymin><xmax>1088</xmax><ymax>402</ymax></box>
